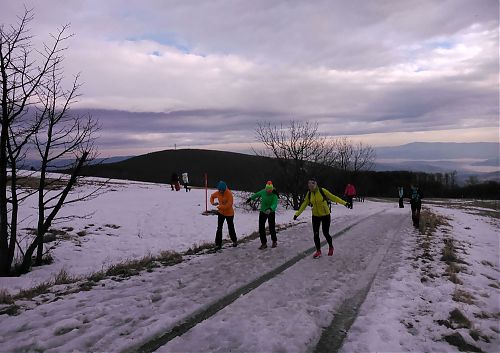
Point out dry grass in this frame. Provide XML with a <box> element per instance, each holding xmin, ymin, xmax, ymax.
<box><xmin>54</xmin><ymin>269</ymin><xmax>78</xmax><ymax>285</ymax></box>
<box><xmin>443</xmin><ymin>332</ymin><xmax>483</xmax><ymax>352</ymax></box>
<box><xmin>441</xmin><ymin>238</ymin><xmax>458</xmax><ymax>262</ymax></box>
<box><xmin>13</xmin><ymin>282</ymin><xmax>51</xmax><ymax>301</ymax></box>
<box><xmin>105</xmin><ymin>251</ymin><xmax>182</xmax><ymax>278</ymax></box>
<box><xmin>8</xmin><ymin>176</ymin><xmax>67</xmax><ymax>190</ymax></box>
<box><xmin>449</xmin><ymin>308</ymin><xmax>472</xmax><ymax>329</ymax></box>
<box><xmin>419</xmin><ymin>209</ymin><xmax>449</xmax><ymax>236</ymax></box>
<box><xmin>453</xmin><ymin>288</ymin><xmax>476</xmax><ymax>305</ymax></box>
<box><xmin>0</xmin><ymin>289</ymin><xmax>14</xmax><ymax>305</ymax></box>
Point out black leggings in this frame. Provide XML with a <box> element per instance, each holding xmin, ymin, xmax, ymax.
<box><xmin>258</xmin><ymin>211</ymin><xmax>277</xmax><ymax>244</ymax></box>
<box><xmin>216</xmin><ymin>214</ymin><xmax>237</xmax><ymax>246</ymax></box>
<box><xmin>312</xmin><ymin>215</ymin><xmax>333</xmax><ymax>251</ymax></box>
<box><xmin>410</xmin><ymin>201</ymin><xmax>422</xmax><ymax>226</ymax></box>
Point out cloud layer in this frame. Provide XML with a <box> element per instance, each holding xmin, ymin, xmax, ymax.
<box><xmin>1</xmin><ymin>0</ymin><xmax>498</xmax><ymax>154</ymax></box>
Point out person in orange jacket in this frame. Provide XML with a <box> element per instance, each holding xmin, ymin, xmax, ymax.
<box><xmin>210</xmin><ymin>181</ymin><xmax>238</xmax><ymax>249</ymax></box>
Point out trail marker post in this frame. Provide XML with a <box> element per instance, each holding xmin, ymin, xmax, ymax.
<box><xmin>205</xmin><ymin>173</ymin><xmax>208</xmax><ymax>212</ymax></box>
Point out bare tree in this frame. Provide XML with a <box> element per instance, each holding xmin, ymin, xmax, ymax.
<box><xmin>351</xmin><ymin>141</ymin><xmax>376</xmax><ymax>173</ymax></box>
<box><xmin>19</xmin><ymin>65</ymin><xmax>99</xmax><ymax>272</ymax></box>
<box><xmin>334</xmin><ymin>137</ymin><xmax>354</xmax><ymax>171</ymax></box>
<box><xmin>255</xmin><ymin>121</ymin><xmax>328</xmax><ymax>209</ymax></box>
<box><xmin>0</xmin><ymin>9</ymin><xmax>99</xmax><ymax>275</ymax></box>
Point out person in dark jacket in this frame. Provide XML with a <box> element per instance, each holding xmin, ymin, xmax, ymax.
<box><xmin>247</xmin><ymin>181</ymin><xmax>279</xmax><ymax>249</ymax></box>
<box><xmin>409</xmin><ymin>185</ymin><xmax>423</xmax><ymax>227</ymax></box>
<box><xmin>170</xmin><ymin>173</ymin><xmax>179</xmax><ymax>191</ymax></box>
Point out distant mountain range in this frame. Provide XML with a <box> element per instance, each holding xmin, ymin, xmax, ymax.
<box><xmin>375</xmin><ymin>142</ymin><xmax>499</xmax><ymax>160</ymax></box>
<box><xmin>374</xmin><ymin>142</ymin><xmax>499</xmax><ymax>183</ymax></box>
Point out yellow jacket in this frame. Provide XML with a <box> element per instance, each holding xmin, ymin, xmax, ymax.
<box><xmin>295</xmin><ymin>188</ymin><xmax>346</xmax><ymax>217</ymax></box>
<box><xmin>210</xmin><ymin>189</ymin><xmax>235</xmax><ymax>216</ymax></box>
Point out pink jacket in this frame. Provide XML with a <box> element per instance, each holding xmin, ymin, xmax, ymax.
<box><xmin>344</xmin><ymin>184</ymin><xmax>356</xmax><ymax>197</ymax></box>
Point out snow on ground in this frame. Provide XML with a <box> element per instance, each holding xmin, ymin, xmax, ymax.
<box><xmin>341</xmin><ymin>202</ymin><xmax>499</xmax><ymax>353</ymax></box>
<box><xmin>2</xmin><ymin>176</ymin><xmax>498</xmax><ymax>353</ymax></box>
<box><xmin>0</xmin><ymin>199</ymin><xmax>387</xmax><ymax>353</ymax></box>
<box><xmin>2</xmin><ymin>177</ymin><xmax>301</xmax><ymax>293</ymax></box>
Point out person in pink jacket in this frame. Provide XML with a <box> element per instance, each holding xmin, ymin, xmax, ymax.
<box><xmin>344</xmin><ymin>183</ymin><xmax>356</xmax><ymax>209</ymax></box>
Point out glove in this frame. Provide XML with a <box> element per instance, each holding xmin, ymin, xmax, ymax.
<box><xmin>264</xmin><ymin>209</ymin><xmax>271</xmax><ymax>215</ymax></box>
<box><xmin>246</xmin><ymin>198</ymin><xmax>251</xmax><ymax>204</ymax></box>
<box><xmin>293</xmin><ymin>215</ymin><xmax>298</xmax><ymax>220</ymax></box>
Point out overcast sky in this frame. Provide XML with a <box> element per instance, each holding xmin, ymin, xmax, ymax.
<box><xmin>1</xmin><ymin>0</ymin><xmax>498</xmax><ymax>156</ymax></box>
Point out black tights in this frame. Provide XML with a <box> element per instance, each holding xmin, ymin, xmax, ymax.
<box><xmin>312</xmin><ymin>215</ymin><xmax>333</xmax><ymax>251</ymax></box>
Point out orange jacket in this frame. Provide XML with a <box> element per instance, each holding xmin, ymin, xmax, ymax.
<box><xmin>210</xmin><ymin>189</ymin><xmax>235</xmax><ymax>216</ymax></box>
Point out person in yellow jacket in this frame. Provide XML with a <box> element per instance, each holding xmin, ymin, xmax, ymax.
<box><xmin>293</xmin><ymin>178</ymin><xmax>349</xmax><ymax>258</ymax></box>
<box><xmin>210</xmin><ymin>181</ymin><xmax>238</xmax><ymax>250</ymax></box>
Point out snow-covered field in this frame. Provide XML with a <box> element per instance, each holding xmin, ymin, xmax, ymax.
<box><xmin>1</xmin><ymin>178</ymin><xmax>297</xmax><ymax>293</ymax></box>
<box><xmin>341</xmin><ymin>202</ymin><xmax>500</xmax><ymax>353</ymax></box>
<box><xmin>0</xmin><ymin>177</ymin><xmax>498</xmax><ymax>353</ymax></box>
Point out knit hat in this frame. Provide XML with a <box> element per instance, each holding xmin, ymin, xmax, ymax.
<box><xmin>217</xmin><ymin>181</ymin><xmax>227</xmax><ymax>191</ymax></box>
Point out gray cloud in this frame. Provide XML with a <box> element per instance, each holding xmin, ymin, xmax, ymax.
<box><xmin>1</xmin><ymin>0</ymin><xmax>498</xmax><ymax>155</ymax></box>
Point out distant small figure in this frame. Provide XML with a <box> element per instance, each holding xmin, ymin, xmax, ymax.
<box><xmin>246</xmin><ymin>181</ymin><xmax>279</xmax><ymax>249</ymax></box>
<box><xmin>182</xmin><ymin>172</ymin><xmax>191</xmax><ymax>192</ymax></box>
<box><xmin>170</xmin><ymin>173</ymin><xmax>180</xmax><ymax>191</ymax></box>
<box><xmin>210</xmin><ymin>181</ymin><xmax>238</xmax><ymax>249</ymax></box>
<box><xmin>398</xmin><ymin>186</ymin><xmax>404</xmax><ymax>208</ymax></box>
<box><xmin>409</xmin><ymin>185</ymin><xmax>423</xmax><ymax>227</ymax></box>
<box><xmin>344</xmin><ymin>183</ymin><xmax>356</xmax><ymax>209</ymax></box>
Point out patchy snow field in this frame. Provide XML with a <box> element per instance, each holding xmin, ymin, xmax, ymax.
<box><xmin>1</xmin><ymin>177</ymin><xmax>301</xmax><ymax>293</ymax></box>
<box><xmin>341</xmin><ymin>202</ymin><xmax>499</xmax><ymax>353</ymax></box>
<box><xmin>1</xmin><ymin>177</ymin><xmax>498</xmax><ymax>353</ymax></box>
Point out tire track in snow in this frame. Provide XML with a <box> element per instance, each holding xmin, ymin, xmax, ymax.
<box><xmin>314</xmin><ymin>213</ymin><xmax>407</xmax><ymax>353</ymax></box>
<box><xmin>132</xmin><ymin>210</ymin><xmax>386</xmax><ymax>353</ymax></box>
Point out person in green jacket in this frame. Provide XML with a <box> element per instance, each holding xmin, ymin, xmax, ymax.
<box><xmin>293</xmin><ymin>178</ymin><xmax>349</xmax><ymax>259</ymax></box>
<box><xmin>246</xmin><ymin>181</ymin><xmax>279</xmax><ymax>249</ymax></box>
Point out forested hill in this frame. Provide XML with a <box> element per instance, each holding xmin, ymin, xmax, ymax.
<box><xmin>80</xmin><ymin>149</ymin><xmax>284</xmax><ymax>191</ymax></box>
<box><xmin>79</xmin><ymin>149</ymin><xmax>500</xmax><ymax>199</ymax></box>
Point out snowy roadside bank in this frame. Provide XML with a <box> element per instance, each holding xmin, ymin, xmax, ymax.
<box><xmin>341</xmin><ymin>203</ymin><xmax>499</xmax><ymax>353</ymax></box>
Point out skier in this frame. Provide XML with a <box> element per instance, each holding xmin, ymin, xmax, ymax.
<box><xmin>182</xmin><ymin>172</ymin><xmax>191</xmax><ymax>192</ymax></box>
<box><xmin>246</xmin><ymin>181</ymin><xmax>279</xmax><ymax>249</ymax></box>
<box><xmin>409</xmin><ymin>185</ymin><xmax>423</xmax><ymax>227</ymax></box>
<box><xmin>210</xmin><ymin>181</ymin><xmax>238</xmax><ymax>249</ymax></box>
<box><xmin>344</xmin><ymin>183</ymin><xmax>356</xmax><ymax>209</ymax></box>
<box><xmin>398</xmin><ymin>186</ymin><xmax>404</xmax><ymax>208</ymax></box>
<box><xmin>170</xmin><ymin>173</ymin><xmax>180</xmax><ymax>191</ymax></box>
<box><xmin>293</xmin><ymin>178</ymin><xmax>349</xmax><ymax>259</ymax></box>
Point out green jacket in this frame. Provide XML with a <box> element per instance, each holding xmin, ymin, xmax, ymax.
<box><xmin>295</xmin><ymin>188</ymin><xmax>346</xmax><ymax>217</ymax></box>
<box><xmin>250</xmin><ymin>189</ymin><xmax>279</xmax><ymax>212</ymax></box>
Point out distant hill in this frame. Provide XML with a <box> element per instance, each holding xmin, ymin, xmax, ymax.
<box><xmin>78</xmin><ymin>148</ymin><xmax>499</xmax><ymax>198</ymax></box>
<box><xmin>376</xmin><ymin>142</ymin><xmax>499</xmax><ymax>160</ymax></box>
<box><xmin>79</xmin><ymin>149</ymin><xmax>286</xmax><ymax>191</ymax></box>
<box><xmin>471</xmin><ymin>158</ymin><xmax>499</xmax><ymax>167</ymax></box>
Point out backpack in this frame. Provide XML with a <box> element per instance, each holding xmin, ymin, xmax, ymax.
<box><xmin>306</xmin><ymin>187</ymin><xmax>331</xmax><ymax>211</ymax></box>
<box><xmin>411</xmin><ymin>188</ymin><xmax>421</xmax><ymax>202</ymax></box>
